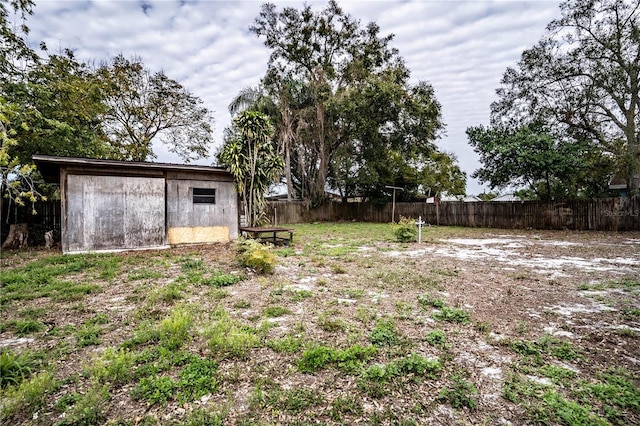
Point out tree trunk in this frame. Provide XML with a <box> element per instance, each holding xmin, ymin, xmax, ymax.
<box><xmin>2</xmin><ymin>223</ymin><xmax>29</xmax><ymax>250</ymax></box>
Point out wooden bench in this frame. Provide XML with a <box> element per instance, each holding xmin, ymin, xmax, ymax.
<box><xmin>240</xmin><ymin>226</ymin><xmax>294</xmax><ymax>245</ymax></box>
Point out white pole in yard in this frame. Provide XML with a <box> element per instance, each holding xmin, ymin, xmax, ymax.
<box><xmin>385</xmin><ymin>185</ymin><xmax>404</xmax><ymax>223</ymax></box>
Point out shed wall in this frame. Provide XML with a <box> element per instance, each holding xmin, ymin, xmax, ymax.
<box><xmin>64</xmin><ymin>175</ymin><xmax>166</xmax><ymax>253</ymax></box>
<box><xmin>166</xmin><ymin>179</ymin><xmax>238</xmax><ymax>244</ymax></box>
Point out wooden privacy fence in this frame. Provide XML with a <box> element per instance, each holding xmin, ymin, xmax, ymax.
<box><xmin>266</xmin><ymin>197</ymin><xmax>640</xmax><ymax>231</ymax></box>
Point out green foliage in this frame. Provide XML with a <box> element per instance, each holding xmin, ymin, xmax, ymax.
<box><xmin>431</xmin><ymin>306</ymin><xmax>471</xmax><ymax>324</ymax></box>
<box><xmin>439</xmin><ymin>373</ymin><xmax>478</xmax><ymax>410</ymax></box>
<box><xmin>249</xmin><ymin>1</ymin><xmax>453</xmax><ymax>205</ymax></box>
<box><xmin>358</xmin><ymin>354</ymin><xmax>441</xmax><ymax>397</ymax></box>
<box><xmin>98</xmin><ymin>54</ymin><xmax>212</xmax><ymax>162</ymax></box>
<box><xmin>85</xmin><ymin>347</ymin><xmax>136</xmax><ymax>385</ymax></box>
<box><xmin>11</xmin><ymin>319</ymin><xmax>45</xmax><ymax>336</ymax></box>
<box><xmin>180</xmin><ymin>408</ymin><xmax>227</xmax><ymax>426</ymax></box>
<box><xmin>298</xmin><ymin>345</ymin><xmax>377</xmax><ymax>374</ymax></box>
<box><xmin>263</xmin><ymin>305</ymin><xmax>291</xmax><ymax>317</ymax></box>
<box><xmin>132</xmin><ymin>375</ymin><xmax>178</xmax><ymax>405</ymax></box>
<box><xmin>297</xmin><ymin>346</ymin><xmax>335</xmax><ymax>373</ymax></box>
<box><xmin>0</xmin><ymin>350</ymin><xmax>40</xmax><ymax>388</ymax></box>
<box><xmin>205</xmin><ymin>310</ymin><xmax>261</xmax><ymax>359</ymax></box>
<box><xmin>0</xmin><ymin>254</ymin><xmax>115</xmax><ymax>304</ymax></box>
<box><xmin>467</xmin><ymin>122</ymin><xmax>591</xmax><ymax>200</ymax></box>
<box><xmin>369</xmin><ymin>318</ymin><xmax>399</xmax><ymax>346</ymax></box>
<box><xmin>236</xmin><ymin>238</ymin><xmax>277</xmax><ymax>274</ymax></box>
<box><xmin>317</xmin><ymin>312</ymin><xmax>346</xmax><ymax>332</ymax></box>
<box><xmin>396</xmin><ymin>353</ymin><xmax>442</xmax><ymax>379</ymax></box>
<box><xmin>392</xmin><ymin>216</ymin><xmax>417</xmax><ymax>243</ymax></box>
<box><xmin>330</xmin><ymin>395</ymin><xmax>364</xmax><ymax>421</ymax></box>
<box><xmin>482</xmin><ymin>0</ymin><xmax>640</xmax><ymax>195</ymax></box>
<box><xmin>250</xmin><ymin>381</ymin><xmax>323</xmax><ymax>415</ymax></box>
<box><xmin>158</xmin><ymin>306</ymin><xmax>194</xmax><ymax>350</ymax></box>
<box><xmin>418</xmin><ymin>294</ymin><xmax>445</xmax><ymax>309</ymax></box>
<box><xmin>76</xmin><ymin>324</ymin><xmax>102</xmax><ymax>348</ymax></box>
<box><xmin>58</xmin><ymin>383</ymin><xmax>109</xmax><ymax>426</ymax></box>
<box><xmin>503</xmin><ymin>372</ymin><xmax>609</xmax><ymax>426</ymax></box>
<box><xmin>0</xmin><ymin>370</ymin><xmax>57</xmax><ymax>420</ymax></box>
<box><xmin>510</xmin><ymin>335</ymin><xmax>581</xmax><ymax>362</ymax></box>
<box><xmin>178</xmin><ymin>357</ymin><xmax>219</xmax><ymax>403</ymax></box>
<box><xmin>200</xmin><ymin>271</ymin><xmax>245</xmax><ymax>287</ymax></box>
<box><xmin>266</xmin><ymin>335</ymin><xmax>305</xmax><ymax>354</ymax></box>
<box><xmin>425</xmin><ymin>330</ymin><xmax>447</xmax><ymax>347</ymax></box>
<box><xmin>218</xmin><ymin>110</ymin><xmax>283</xmax><ymax>225</ymax></box>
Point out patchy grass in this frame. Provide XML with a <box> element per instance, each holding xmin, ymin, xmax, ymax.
<box><xmin>0</xmin><ymin>225</ymin><xmax>638</xmax><ymax>424</ymax></box>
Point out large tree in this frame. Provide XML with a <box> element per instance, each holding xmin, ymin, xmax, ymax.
<box><xmin>467</xmin><ymin>122</ymin><xmax>610</xmax><ymax>200</ymax></box>
<box><xmin>490</xmin><ymin>0</ymin><xmax>640</xmax><ymax>195</ymax></box>
<box><xmin>98</xmin><ymin>54</ymin><xmax>213</xmax><ymax>162</ymax></box>
<box><xmin>250</xmin><ymin>1</ymin><xmax>454</xmax><ymax>205</ymax></box>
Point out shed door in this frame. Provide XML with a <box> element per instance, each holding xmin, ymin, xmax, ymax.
<box><xmin>65</xmin><ymin>175</ymin><xmax>165</xmax><ymax>252</ymax></box>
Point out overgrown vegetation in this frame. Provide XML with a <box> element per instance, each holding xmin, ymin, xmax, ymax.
<box><xmin>0</xmin><ymin>223</ymin><xmax>638</xmax><ymax>424</ymax></box>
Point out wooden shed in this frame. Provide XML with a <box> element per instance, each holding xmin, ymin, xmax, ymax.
<box><xmin>33</xmin><ymin>155</ymin><xmax>239</xmax><ymax>254</ymax></box>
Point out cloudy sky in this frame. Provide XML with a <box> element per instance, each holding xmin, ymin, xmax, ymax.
<box><xmin>23</xmin><ymin>0</ymin><xmax>563</xmax><ymax>195</ymax></box>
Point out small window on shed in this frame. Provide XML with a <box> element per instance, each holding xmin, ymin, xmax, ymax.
<box><xmin>193</xmin><ymin>188</ymin><xmax>216</xmax><ymax>204</ymax></box>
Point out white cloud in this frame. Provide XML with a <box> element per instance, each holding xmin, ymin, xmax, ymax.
<box><xmin>24</xmin><ymin>0</ymin><xmax>563</xmax><ymax>194</ymax></box>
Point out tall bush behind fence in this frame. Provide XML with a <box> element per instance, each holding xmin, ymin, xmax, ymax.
<box><xmin>266</xmin><ymin>198</ymin><xmax>639</xmax><ymax>231</ymax></box>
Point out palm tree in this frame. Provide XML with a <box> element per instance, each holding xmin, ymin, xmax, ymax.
<box><xmin>218</xmin><ymin>111</ymin><xmax>283</xmax><ymax>226</ymax></box>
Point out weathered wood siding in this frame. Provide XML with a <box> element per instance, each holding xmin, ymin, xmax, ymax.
<box><xmin>166</xmin><ymin>178</ymin><xmax>238</xmax><ymax>244</ymax></box>
<box><xmin>64</xmin><ymin>175</ymin><xmax>166</xmax><ymax>253</ymax></box>
<box><xmin>266</xmin><ymin>198</ymin><xmax>640</xmax><ymax>231</ymax></box>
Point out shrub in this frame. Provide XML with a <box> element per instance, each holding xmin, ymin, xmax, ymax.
<box><xmin>392</xmin><ymin>216</ymin><xmax>417</xmax><ymax>243</ymax></box>
<box><xmin>236</xmin><ymin>238</ymin><xmax>277</xmax><ymax>274</ymax></box>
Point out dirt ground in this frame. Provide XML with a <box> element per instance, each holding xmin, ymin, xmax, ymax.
<box><xmin>1</xmin><ymin>226</ymin><xmax>639</xmax><ymax>425</ymax></box>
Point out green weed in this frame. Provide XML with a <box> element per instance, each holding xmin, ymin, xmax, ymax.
<box><xmin>0</xmin><ymin>350</ymin><xmax>41</xmax><ymax>388</ymax></box>
<box><xmin>290</xmin><ymin>289</ymin><xmax>313</xmax><ymax>302</ymax></box>
<box><xmin>200</xmin><ymin>271</ymin><xmax>245</xmax><ymax>287</ymax></box>
<box><xmin>431</xmin><ymin>306</ymin><xmax>471</xmax><ymax>324</ymax></box>
<box><xmin>233</xmin><ymin>300</ymin><xmax>251</xmax><ymax>309</ymax></box>
<box><xmin>425</xmin><ymin>329</ymin><xmax>447</xmax><ymax>347</ymax></box>
<box><xmin>418</xmin><ymin>294</ymin><xmax>445</xmax><ymax>309</ymax></box>
<box><xmin>263</xmin><ymin>306</ymin><xmax>291</xmax><ymax>317</ymax></box>
<box><xmin>439</xmin><ymin>373</ymin><xmax>478</xmax><ymax>410</ymax></box>
<box><xmin>298</xmin><ymin>345</ymin><xmax>376</xmax><ymax>374</ymax></box>
<box><xmin>236</xmin><ymin>238</ymin><xmax>277</xmax><ymax>274</ymax></box>
<box><xmin>369</xmin><ymin>318</ymin><xmax>399</xmax><ymax>346</ymax></box>
<box><xmin>343</xmin><ymin>288</ymin><xmax>365</xmax><ymax>299</ymax></box>
<box><xmin>392</xmin><ymin>217</ymin><xmax>417</xmax><ymax>243</ymax></box>
<box><xmin>76</xmin><ymin>324</ymin><xmax>102</xmax><ymax>348</ymax></box>
<box><xmin>205</xmin><ymin>311</ymin><xmax>261</xmax><ymax>359</ymax></box>
<box><xmin>132</xmin><ymin>375</ymin><xmax>178</xmax><ymax>405</ymax></box>
<box><xmin>85</xmin><ymin>347</ymin><xmax>136</xmax><ymax>385</ymax></box>
<box><xmin>317</xmin><ymin>312</ymin><xmax>346</xmax><ymax>332</ymax></box>
<box><xmin>177</xmin><ymin>357</ymin><xmax>219</xmax><ymax>403</ymax></box>
<box><xmin>58</xmin><ymin>383</ymin><xmax>110</xmax><ymax>426</ymax></box>
<box><xmin>12</xmin><ymin>319</ymin><xmax>46</xmax><ymax>336</ymax></box>
<box><xmin>0</xmin><ymin>370</ymin><xmax>58</xmax><ymax>420</ymax></box>
<box><xmin>330</xmin><ymin>395</ymin><xmax>364</xmax><ymax>421</ymax></box>
<box><xmin>266</xmin><ymin>335</ymin><xmax>305</xmax><ymax>353</ymax></box>
<box><xmin>158</xmin><ymin>306</ymin><xmax>194</xmax><ymax>350</ymax></box>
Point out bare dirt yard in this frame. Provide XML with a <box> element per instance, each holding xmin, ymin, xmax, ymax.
<box><xmin>1</xmin><ymin>224</ymin><xmax>638</xmax><ymax>425</ymax></box>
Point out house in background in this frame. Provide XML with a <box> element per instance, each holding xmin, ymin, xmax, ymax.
<box><xmin>492</xmin><ymin>193</ymin><xmax>522</xmax><ymax>202</ymax></box>
<box><xmin>33</xmin><ymin>155</ymin><xmax>239</xmax><ymax>254</ymax></box>
<box><xmin>462</xmin><ymin>195</ymin><xmax>482</xmax><ymax>202</ymax></box>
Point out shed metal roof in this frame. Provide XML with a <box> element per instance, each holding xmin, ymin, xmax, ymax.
<box><xmin>33</xmin><ymin>155</ymin><xmax>232</xmax><ymax>183</ymax></box>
